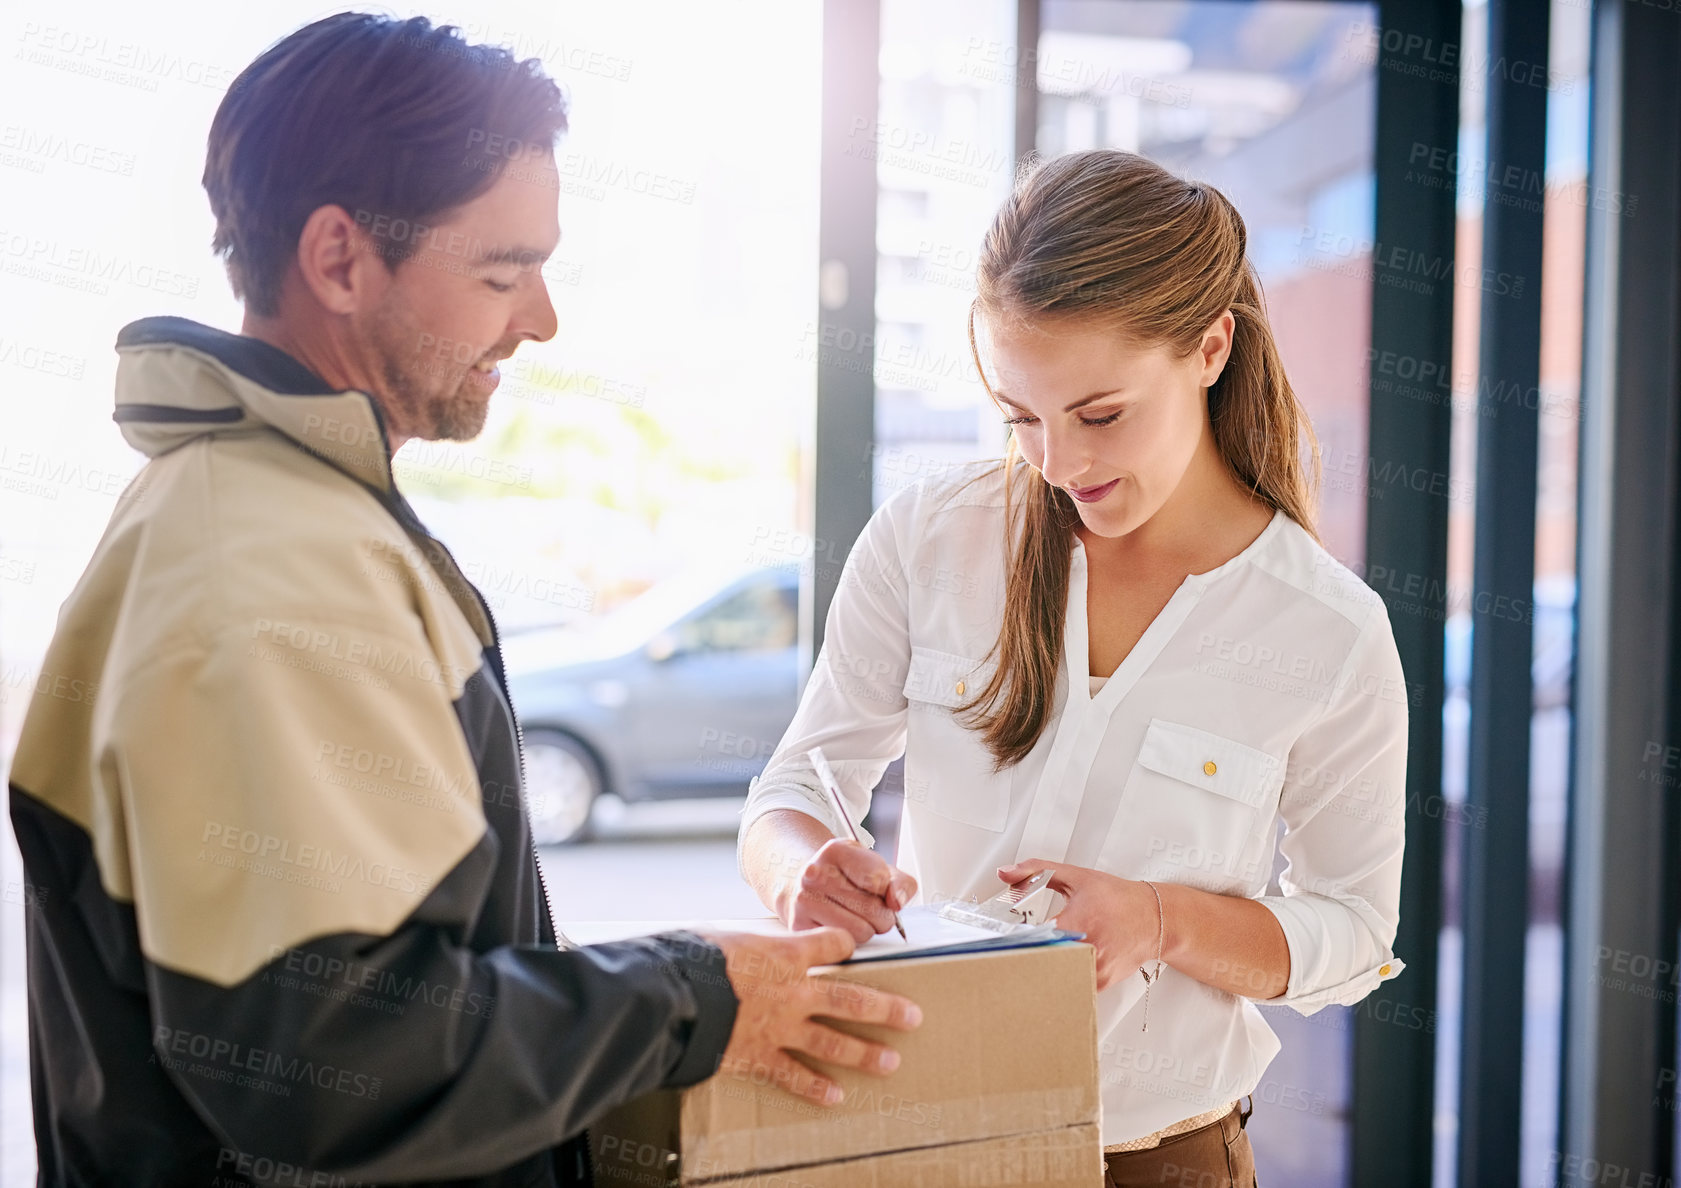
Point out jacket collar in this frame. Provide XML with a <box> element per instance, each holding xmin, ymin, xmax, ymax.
<box><xmin>113</xmin><ymin>316</ymin><xmax>395</xmax><ymax>494</ymax></box>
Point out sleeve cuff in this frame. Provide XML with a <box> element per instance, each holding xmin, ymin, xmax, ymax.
<box><xmin>1257</xmin><ymin>895</ymin><xmax>1404</xmax><ymax>1014</ymax></box>
<box><xmin>647</xmin><ymin>930</ymin><xmax>739</xmax><ymax>1088</ymax></box>
<box><xmin>1266</xmin><ymin>956</ymin><xmax>1406</xmax><ymax>1014</ymax></box>
<box><xmin>735</xmin><ymin>780</ymin><xmax>872</xmax><ymax>875</ymax></box>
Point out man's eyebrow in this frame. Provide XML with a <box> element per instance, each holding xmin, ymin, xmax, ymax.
<box><xmin>994</xmin><ymin>388</ymin><xmax>1126</xmax><ymax>413</ymax></box>
<box><xmin>472</xmin><ymin>244</ymin><xmax>555</xmax><ymax>266</ymax></box>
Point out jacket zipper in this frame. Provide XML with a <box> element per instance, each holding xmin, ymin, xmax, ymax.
<box><xmin>299</xmin><ymin>410</ymin><xmax>581</xmax><ymax>1182</ymax></box>
<box><xmin>465</xmin><ymin>568</ymin><xmax>561</xmax><ymax>946</ymax></box>
<box><xmin>450</xmin><ymin>579</ymin><xmax>586</xmax><ymax>1184</ymax></box>
<box><xmin>464</xmin><ymin>592</ymin><xmax>592</xmax><ymax>1186</ymax></box>
<box><xmin>384</xmin><ymin>494</ymin><xmax>585</xmax><ymax>1184</ymax></box>
<box><xmin>383</xmin><ymin>495</ymin><xmax>561</xmax><ymax>944</ymax></box>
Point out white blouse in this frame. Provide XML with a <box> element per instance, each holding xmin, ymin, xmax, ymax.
<box><xmin>736</xmin><ymin>460</ymin><xmax>1409</xmax><ymax>1145</ymax></box>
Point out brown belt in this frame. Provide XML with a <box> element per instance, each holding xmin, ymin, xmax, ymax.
<box><xmin>1103</xmin><ymin>1101</ymin><xmax>1239</xmax><ymax>1154</ymax></box>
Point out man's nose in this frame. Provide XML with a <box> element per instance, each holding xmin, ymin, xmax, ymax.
<box><xmin>514</xmin><ymin>275</ymin><xmax>559</xmax><ymax>345</ymax></box>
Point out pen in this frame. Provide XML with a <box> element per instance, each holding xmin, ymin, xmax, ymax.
<box><xmin>806</xmin><ymin>746</ymin><xmax>908</xmax><ymax>942</ymax></box>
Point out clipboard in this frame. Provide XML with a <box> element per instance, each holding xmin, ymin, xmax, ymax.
<box><xmin>839</xmin><ymin>903</ymin><xmax>1084</xmax><ymax>964</ymax></box>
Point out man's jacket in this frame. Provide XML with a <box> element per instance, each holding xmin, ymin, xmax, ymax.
<box><xmin>7</xmin><ymin>316</ymin><xmax>738</xmax><ymax>1186</ymax></box>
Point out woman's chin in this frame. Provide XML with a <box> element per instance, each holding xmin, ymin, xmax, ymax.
<box><xmin>1073</xmin><ymin>495</ymin><xmax>1138</xmax><ymax>539</ymax></box>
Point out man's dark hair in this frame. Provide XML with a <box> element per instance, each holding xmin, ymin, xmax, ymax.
<box><xmin>204</xmin><ymin>13</ymin><xmax>568</xmax><ymax>316</ymax></box>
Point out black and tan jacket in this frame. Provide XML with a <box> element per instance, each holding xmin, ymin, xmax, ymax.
<box><xmin>7</xmin><ymin>316</ymin><xmax>737</xmax><ymax>1186</ymax></box>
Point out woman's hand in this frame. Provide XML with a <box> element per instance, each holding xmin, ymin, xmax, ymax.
<box><xmin>998</xmin><ymin>859</ymin><xmax>1161</xmax><ymax>990</ymax></box>
<box><xmin>779</xmin><ymin>838</ymin><xmax>918</xmax><ymax>944</ymax></box>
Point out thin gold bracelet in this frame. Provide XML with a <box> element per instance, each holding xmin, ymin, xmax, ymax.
<box><xmin>1138</xmin><ymin>880</ymin><xmax>1165</xmax><ymax>1032</ymax></box>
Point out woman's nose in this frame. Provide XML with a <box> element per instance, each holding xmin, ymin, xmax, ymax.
<box><xmin>1039</xmin><ymin>427</ymin><xmax>1089</xmax><ymax>489</ymax></box>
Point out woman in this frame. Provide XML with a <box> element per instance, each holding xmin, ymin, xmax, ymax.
<box><xmin>736</xmin><ymin>149</ymin><xmax>1408</xmax><ymax>1188</ymax></box>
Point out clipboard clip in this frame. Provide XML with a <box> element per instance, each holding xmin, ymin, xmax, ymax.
<box><xmin>934</xmin><ymin>869</ymin><xmax>1064</xmax><ymax>932</ymax></box>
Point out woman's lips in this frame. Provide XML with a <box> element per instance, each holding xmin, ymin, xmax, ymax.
<box><xmin>1068</xmin><ymin>479</ymin><xmax>1119</xmax><ymax>503</ymax></box>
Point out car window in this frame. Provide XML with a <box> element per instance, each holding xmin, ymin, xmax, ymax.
<box><xmin>678</xmin><ymin>580</ymin><xmax>797</xmax><ymax>654</ymax></box>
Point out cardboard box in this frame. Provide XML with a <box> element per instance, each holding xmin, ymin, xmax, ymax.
<box><xmin>590</xmin><ymin>940</ymin><xmax>1100</xmax><ymax>1186</ymax></box>
<box><xmin>691</xmin><ymin>1125</ymin><xmax>1102</xmax><ymax>1187</ymax></box>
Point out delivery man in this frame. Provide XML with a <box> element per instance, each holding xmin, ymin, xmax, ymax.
<box><xmin>5</xmin><ymin>13</ymin><xmax>919</xmax><ymax>1186</ymax></box>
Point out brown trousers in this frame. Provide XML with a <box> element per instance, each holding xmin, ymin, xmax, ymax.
<box><xmin>1102</xmin><ymin>1098</ymin><xmax>1257</xmax><ymax>1188</ymax></box>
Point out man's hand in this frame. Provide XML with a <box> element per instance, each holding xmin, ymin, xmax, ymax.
<box><xmin>697</xmin><ymin>926</ymin><xmax>923</xmax><ymax>1106</ymax></box>
<box><xmin>776</xmin><ymin>839</ymin><xmax>917</xmax><ymax>944</ymax></box>
<box><xmin>997</xmin><ymin>859</ymin><xmax>1158</xmax><ymax>990</ymax></box>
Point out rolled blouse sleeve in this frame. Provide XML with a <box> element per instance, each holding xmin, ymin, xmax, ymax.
<box><xmin>1256</xmin><ymin>598</ymin><xmax>1410</xmax><ymax>1014</ymax></box>
<box><xmin>735</xmin><ymin>487</ymin><xmax>916</xmax><ymax>873</ymax></box>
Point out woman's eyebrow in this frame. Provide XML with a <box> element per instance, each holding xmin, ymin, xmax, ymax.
<box><xmin>1063</xmin><ymin>388</ymin><xmax>1125</xmax><ymax>412</ymax></box>
<box><xmin>994</xmin><ymin>388</ymin><xmax>1126</xmax><ymax>413</ymax></box>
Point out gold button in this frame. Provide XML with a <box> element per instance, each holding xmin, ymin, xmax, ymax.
<box><xmin>1203</xmin><ymin>760</ymin><xmax>1217</xmax><ymax>776</ymax></box>
<box><xmin>955</xmin><ymin>680</ymin><xmax>965</xmax><ymax>696</ymax></box>
<box><xmin>1379</xmin><ymin>963</ymin><xmax>1392</xmax><ymax>977</ymax></box>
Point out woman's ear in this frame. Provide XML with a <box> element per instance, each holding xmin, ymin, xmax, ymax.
<box><xmin>1198</xmin><ymin>308</ymin><xmax>1236</xmax><ymax>387</ymax></box>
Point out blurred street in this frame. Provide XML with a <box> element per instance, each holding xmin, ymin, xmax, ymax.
<box><xmin>539</xmin><ymin>796</ymin><xmax>766</xmax><ymax>924</ymax></box>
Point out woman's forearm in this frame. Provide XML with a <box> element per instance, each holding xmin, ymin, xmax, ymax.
<box><xmin>1156</xmin><ymin>882</ymin><xmax>1292</xmax><ymax>1000</ymax></box>
<box><xmin>741</xmin><ymin>808</ymin><xmax>836</xmax><ymax>918</ymax></box>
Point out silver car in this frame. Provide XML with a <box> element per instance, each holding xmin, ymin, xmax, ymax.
<box><xmin>503</xmin><ymin>565</ymin><xmax>801</xmax><ymax>844</ymax></box>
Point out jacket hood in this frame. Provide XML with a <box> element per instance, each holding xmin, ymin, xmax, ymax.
<box><xmin>114</xmin><ymin>315</ymin><xmax>395</xmax><ymax>494</ymax></box>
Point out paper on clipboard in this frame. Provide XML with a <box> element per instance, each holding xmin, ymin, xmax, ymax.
<box><xmin>840</xmin><ymin>903</ymin><xmax>1082</xmax><ymax>964</ymax></box>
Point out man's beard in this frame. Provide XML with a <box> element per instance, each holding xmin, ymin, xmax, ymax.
<box><xmin>365</xmin><ymin>297</ymin><xmax>491</xmax><ymax>443</ymax></box>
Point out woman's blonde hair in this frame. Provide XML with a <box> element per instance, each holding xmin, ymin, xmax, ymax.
<box><xmin>959</xmin><ymin>148</ymin><xmax>1322</xmax><ymax>769</ymax></box>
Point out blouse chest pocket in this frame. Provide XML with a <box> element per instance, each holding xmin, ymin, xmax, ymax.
<box><xmin>1104</xmin><ymin>718</ymin><xmax>1285</xmax><ymax>890</ymax></box>
<box><xmin>900</xmin><ymin>646</ymin><xmax>1010</xmax><ymax>832</ymax></box>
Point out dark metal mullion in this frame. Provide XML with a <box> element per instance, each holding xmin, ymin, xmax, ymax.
<box><xmin>806</xmin><ymin>0</ymin><xmax>881</xmax><ymax>672</ymax></box>
<box><xmin>1013</xmin><ymin>0</ymin><xmax>1040</xmax><ymax>169</ymax></box>
<box><xmin>1560</xmin><ymin>0</ymin><xmax>1681</xmax><ymax>1178</ymax></box>
<box><xmin>1454</xmin><ymin>0</ymin><xmax>1548</xmax><ymax>1180</ymax></box>
<box><xmin>1354</xmin><ymin>0</ymin><xmax>1460</xmax><ymax>1183</ymax></box>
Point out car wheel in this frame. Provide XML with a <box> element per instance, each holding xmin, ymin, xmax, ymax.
<box><xmin>523</xmin><ymin>730</ymin><xmax>602</xmax><ymax>845</ymax></box>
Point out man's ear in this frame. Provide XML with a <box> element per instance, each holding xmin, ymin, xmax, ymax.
<box><xmin>293</xmin><ymin>204</ymin><xmax>387</xmax><ymax>315</ymax></box>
